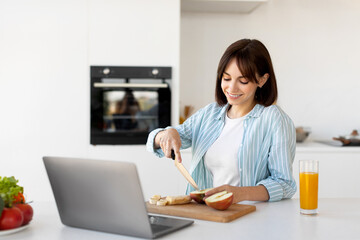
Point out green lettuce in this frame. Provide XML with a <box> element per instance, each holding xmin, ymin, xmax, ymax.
<box><xmin>0</xmin><ymin>176</ymin><xmax>23</xmax><ymax>208</ymax></box>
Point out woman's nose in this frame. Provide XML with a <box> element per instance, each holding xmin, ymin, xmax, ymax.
<box><xmin>228</xmin><ymin>79</ymin><xmax>238</xmax><ymax>91</ymax></box>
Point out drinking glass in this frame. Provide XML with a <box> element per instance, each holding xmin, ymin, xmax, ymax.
<box><xmin>299</xmin><ymin>160</ymin><xmax>319</xmax><ymax>215</ymax></box>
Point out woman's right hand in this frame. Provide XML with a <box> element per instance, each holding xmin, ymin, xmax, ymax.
<box><xmin>154</xmin><ymin>128</ymin><xmax>182</xmax><ymax>163</ymax></box>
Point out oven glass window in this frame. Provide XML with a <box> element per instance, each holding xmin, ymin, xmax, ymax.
<box><xmin>103</xmin><ymin>90</ymin><xmax>159</xmax><ymax>133</ymax></box>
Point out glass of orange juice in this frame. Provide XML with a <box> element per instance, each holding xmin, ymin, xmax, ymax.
<box><xmin>299</xmin><ymin>160</ymin><xmax>319</xmax><ymax>215</ymax></box>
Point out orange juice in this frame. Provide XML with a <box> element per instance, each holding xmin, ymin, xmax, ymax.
<box><xmin>300</xmin><ymin>172</ymin><xmax>318</xmax><ymax>210</ymax></box>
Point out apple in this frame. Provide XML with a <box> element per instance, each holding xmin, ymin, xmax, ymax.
<box><xmin>204</xmin><ymin>191</ymin><xmax>233</xmax><ymax>210</ymax></box>
<box><xmin>190</xmin><ymin>188</ymin><xmax>213</xmax><ymax>204</ymax></box>
<box><xmin>14</xmin><ymin>203</ymin><xmax>33</xmax><ymax>225</ymax></box>
<box><xmin>0</xmin><ymin>207</ymin><xmax>24</xmax><ymax>230</ymax></box>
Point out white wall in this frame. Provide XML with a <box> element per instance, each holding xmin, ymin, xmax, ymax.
<box><xmin>0</xmin><ymin>0</ymin><xmax>182</xmax><ymax>202</ymax></box>
<box><xmin>1</xmin><ymin>0</ymin><xmax>359</xmax><ymax>204</ymax></box>
<box><xmin>180</xmin><ymin>0</ymin><xmax>360</xmax><ymax>140</ymax></box>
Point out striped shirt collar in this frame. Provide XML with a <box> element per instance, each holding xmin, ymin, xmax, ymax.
<box><xmin>217</xmin><ymin>103</ymin><xmax>265</xmax><ymax>121</ymax></box>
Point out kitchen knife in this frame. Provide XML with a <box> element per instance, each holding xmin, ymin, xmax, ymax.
<box><xmin>171</xmin><ymin>150</ymin><xmax>199</xmax><ymax>191</ymax></box>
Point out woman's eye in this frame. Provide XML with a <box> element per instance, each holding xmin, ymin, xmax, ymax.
<box><xmin>239</xmin><ymin>77</ymin><xmax>249</xmax><ymax>84</ymax></box>
<box><xmin>223</xmin><ymin>78</ymin><xmax>231</xmax><ymax>81</ymax></box>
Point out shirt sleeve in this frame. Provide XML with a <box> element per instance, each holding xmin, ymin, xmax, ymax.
<box><xmin>146</xmin><ymin>127</ymin><xmax>166</xmax><ymax>158</ymax></box>
<box><xmin>146</xmin><ymin>106</ymin><xmax>204</xmax><ymax>157</ymax></box>
<box><xmin>173</xmin><ymin>112</ymin><xmax>197</xmax><ymax>150</ymax></box>
<box><xmin>256</xmin><ymin>112</ymin><xmax>297</xmax><ymax>202</ymax></box>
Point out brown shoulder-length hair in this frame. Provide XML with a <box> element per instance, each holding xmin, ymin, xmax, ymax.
<box><xmin>215</xmin><ymin>39</ymin><xmax>277</xmax><ymax>107</ymax></box>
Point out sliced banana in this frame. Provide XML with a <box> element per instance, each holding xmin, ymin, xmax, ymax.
<box><xmin>149</xmin><ymin>194</ymin><xmax>191</xmax><ymax>206</ymax></box>
<box><xmin>149</xmin><ymin>198</ymin><xmax>158</xmax><ymax>205</ymax></box>
<box><xmin>166</xmin><ymin>195</ymin><xmax>191</xmax><ymax>205</ymax></box>
<box><xmin>151</xmin><ymin>195</ymin><xmax>161</xmax><ymax>201</ymax></box>
<box><xmin>156</xmin><ymin>199</ymin><xmax>168</xmax><ymax>206</ymax></box>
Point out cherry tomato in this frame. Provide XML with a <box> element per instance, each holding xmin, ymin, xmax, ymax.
<box><xmin>13</xmin><ymin>192</ymin><xmax>25</xmax><ymax>204</ymax></box>
<box><xmin>13</xmin><ymin>204</ymin><xmax>33</xmax><ymax>225</ymax></box>
<box><xmin>0</xmin><ymin>207</ymin><xmax>24</xmax><ymax>230</ymax></box>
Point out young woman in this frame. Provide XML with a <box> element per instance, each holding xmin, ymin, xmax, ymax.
<box><xmin>146</xmin><ymin>39</ymin><xmax>296</xmax><ymax>202</ymax></box>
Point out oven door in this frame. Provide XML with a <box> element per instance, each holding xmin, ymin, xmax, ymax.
<box><xmin>91</xmin><ymin>81</ymin><xmax>171</xmax><ymax>145</ymax></box>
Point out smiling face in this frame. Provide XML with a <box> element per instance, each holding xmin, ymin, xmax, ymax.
<box><xmin>221</xmin><ymin>58</ymin><xmax>266</xmax><ymax>117</ymax></box>
<box><xmin>215</xmin><ymin>39</ymin><xmax>277</xmax><ymax>108</ymax></box>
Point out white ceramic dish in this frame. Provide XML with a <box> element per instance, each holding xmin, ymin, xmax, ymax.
<box><xmin>0</xmin><ymin>224</ymin><xmax>29</xmax><ymax>236</ymax></box>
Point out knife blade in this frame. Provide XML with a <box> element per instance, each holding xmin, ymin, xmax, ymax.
<box><xmin>171</xmin><ymin>150</ymin><xmax>199</xmax><ymax>191</ymax></box>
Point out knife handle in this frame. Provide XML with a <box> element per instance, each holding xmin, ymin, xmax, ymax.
<box><xmin>171</xmin><ymin>150</ymin><xmax>175</xmax><ymax>160</ymax></box>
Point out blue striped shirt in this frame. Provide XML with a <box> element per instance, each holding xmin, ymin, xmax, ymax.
<box><xmin>146</xmin><ymin>103</ymin><xmax>297</xmax><ymax>201</ymax></box>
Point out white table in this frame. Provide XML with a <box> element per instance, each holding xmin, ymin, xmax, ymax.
<box><xmin>2</xmin><ymin>199</ymin><xmax>360</xmax><ymax>240</ymax></box>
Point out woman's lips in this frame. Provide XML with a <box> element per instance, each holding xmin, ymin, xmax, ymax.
<box><xmin>227</xmin><ymin>91</ymin><xmax>242</xmax><ymax>99</ymax></box>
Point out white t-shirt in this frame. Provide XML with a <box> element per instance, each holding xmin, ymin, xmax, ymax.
<box><xmin>204</xmin><ymin>113</ymin><xmax>246</xmax><ymax>187</ymax></box>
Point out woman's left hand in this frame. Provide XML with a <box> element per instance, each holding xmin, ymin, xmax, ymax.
<box><xmin>204</xmin><ymin>184</ymin><xmax>270</xmax><ymax>203</ymax></box>
<box><xmin>204</xmin><ymin>185</ymin><xmax>244</xmax><ymax>204</ymax></box>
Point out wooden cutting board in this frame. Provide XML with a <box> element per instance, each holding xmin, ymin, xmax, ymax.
<box><xmin>146</xmin><ymin>202</ymin><xmax>256</xmax><ymax>223</ymax></box>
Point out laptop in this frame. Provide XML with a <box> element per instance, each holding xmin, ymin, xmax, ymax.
<box><xmin>43</xmin><ymin>156</ymin><xmax>194</xmax><ymax>239</ymax></box>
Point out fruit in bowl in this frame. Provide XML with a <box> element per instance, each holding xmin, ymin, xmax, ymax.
<box><xmin>0</xmin><ymin>177</ymin><xmax>33</xmax><ymax>230</ymax></box>
<box><xmin>13</xmin><ymin>203</ymin><xmax>33</xmax><ymax>226</ymax></box>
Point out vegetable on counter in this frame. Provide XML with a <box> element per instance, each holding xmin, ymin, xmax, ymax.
<box><xmin>0</xmin><ymin>176</ymin><xmax>33</xmax><ymax>230</ymax></box>
<box><xmin>0</xmin><ymin>177</ymin><xmax>24</xmax><ymax>208</ymax></box>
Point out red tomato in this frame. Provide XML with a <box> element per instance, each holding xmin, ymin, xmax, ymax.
<box><xmin>0</xmin><ymin>207</ymin><xmax>24</xmax><ymax>230</ymax></box>
<box><xmin>13</xmin><ymin>192</ymin><xmax>25</xmax><ymax>204</ymax></box>
<box><xmin>13</xmin><ymin>204</ymin><xmax>33</xmax><ymax>225</ymax></box>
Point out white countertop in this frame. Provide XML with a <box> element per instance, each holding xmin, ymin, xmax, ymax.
<box><xmin>3</xmin><ymin>199</ymin><xmax>360</xmax><ymax>240</ymax></box>
<box><xmin>296</xmin><ymin>141</ymin><xmax>360</xmax><ymax>153</ymax></box>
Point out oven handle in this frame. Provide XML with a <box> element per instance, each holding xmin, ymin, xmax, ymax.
<box><xmin>93</xmin><ymin>83</ymin><xmax>169</xmax><ymax>88</ymax></box>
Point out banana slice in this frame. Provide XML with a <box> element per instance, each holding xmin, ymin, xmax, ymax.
<box><xmin>149</xmin><ymin>198</ymin><xmax>158</xmax><ymax>205</ymax></box>
<box><xmin>151</xmin><ymin>195</ymin><xmax>161</xmax><ymax>201</ymax></box>
<box><xmin>156</xmin><ymin>199</ymin><xmax>168</xmax><ymax>206</ymax></box>
<box><xmin>149</xmin><ymin>195</ymin><xmax>162</xmax><ymax>205</ymax></box>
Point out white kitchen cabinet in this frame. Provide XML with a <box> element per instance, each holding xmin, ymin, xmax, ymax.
<box><xmin>181</xmin><ymin>0</ymin><xmax>267</xmax><ymax>14</ymax></box>
<box><xmin>294</xmin><ymin>141</ymin><xmax>360</xmax><ymax>198</ymax></box>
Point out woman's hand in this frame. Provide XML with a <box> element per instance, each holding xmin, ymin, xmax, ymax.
<box><xmin>205</xmin><ymin>185</ymin><xmax>244</xmax><ymax>204</ymax></box>
<box><xmin>154</xmin><ymin>128</ymin><xmax>182</xmax><ymax>162</ymax></box>
<box><xmin>205</xmin><ymin>184</ymin><xmax>270</xmax><ymax>203</ymax></box>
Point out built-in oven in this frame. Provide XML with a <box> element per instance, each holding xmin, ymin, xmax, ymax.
<box><xmin>91</xmin><ymin>66</ymin><xmax>171</xmax><ymax>145</ymax></box>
